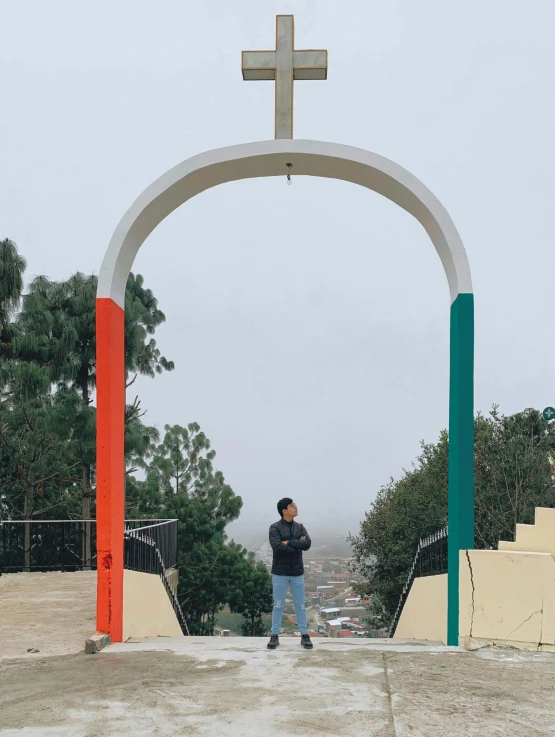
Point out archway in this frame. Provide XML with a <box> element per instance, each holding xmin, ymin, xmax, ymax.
<box><xmin>96</xmin><ymin>139</ymin><xmax>474</xmax><ymax>645</ymax></box>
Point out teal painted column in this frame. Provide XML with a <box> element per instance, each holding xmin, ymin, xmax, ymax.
<box><xmin>447</xmin><ymin>293</ymin><xmax>474</xmax><ymax>646</ymax></box>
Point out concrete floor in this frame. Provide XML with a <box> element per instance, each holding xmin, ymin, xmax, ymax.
<box><xmin>2</xmin><ymin>636</ymin><xmax>555</xmax><ymax>736</ymax></box>
<box><xmin>0</xmin><ymin>571</ymin><xmax>96</xmax><ymax>661</ymax></box>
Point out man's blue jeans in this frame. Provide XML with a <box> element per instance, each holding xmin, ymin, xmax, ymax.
<box><xmin>271</xmin><ymin>574</ymin><xmax>308</xmax><ymax>635</ymax></box>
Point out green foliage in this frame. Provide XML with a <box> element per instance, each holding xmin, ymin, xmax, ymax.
<box><xmin>215</xmin><ymin>608</ymin><xmax>271</xmax><ymax>636</ymax></box>
<box><xmin>241</xmin><ymin>616</ymin><xmax>268</xmax><ymax>637</ymax></box>
<box><xmin>3</xmin><ymin>261</ymin><xmax>173</xmax><ymax>524</ymax></box>
<box><xmin>0</xmin><ymin>238</ymin><xmax>26</xmax><ymax>333</ymax></box>
<box><xmin>0</xmin><ymin>241</ymin><xmax>74</xmax><ymax>520</ymax></box>
<box><xmin>0</xmin><ymin>391</ymin><xmax>79</xmax><ymax>520</ymax></box>
<box><xmin>473</xmin><ymin>407</ymin><xmax>555</xmax><ymax>547</ymax></box>
<box><xmin>0</xmin><ymin>239</ymin><xmax>28</xmax><ymax>395</ymax></box>
<box><xmin>349</xmin><ymin>407</ymin><xmax>555</xmax><ymax>628</ymax></box>
<box><xmin>14</xmin><ymin>271</ymin><xmax>173</xmax><ymax>393</ymax></box>
<box><xmin>147</xmin><ymin>423</ymin><xmax>217</xmax><ymax>496</ymax></box>
<box><xmin>229</xmin><ymin>557</ymin><xmax>273</xmax><ymax>636</ymax></box>
<box><xmin>124</xmin><ymin>273</ymin><xmax>174</xmax><ymax>379</ymax></box>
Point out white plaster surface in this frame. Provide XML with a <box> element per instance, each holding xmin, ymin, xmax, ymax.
<box><xmin>107</xmin><ymin>635</ymin><xmax>462</xmax><ymax>656</ymax></box>
<box><xmin>97</xmin><ymin>140</ymin><xmax>473</xmax><ymax>308</ymax></box>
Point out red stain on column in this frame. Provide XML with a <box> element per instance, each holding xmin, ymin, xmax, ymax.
<box><xmin>96</xmin><ymin>297</ymin><xmax>125</xmax><ymax>642</ymax></box>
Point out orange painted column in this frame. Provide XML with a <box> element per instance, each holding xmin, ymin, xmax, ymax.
<box><xmin>96</xmin><ymin>297</ymin><xmax>125</xmax><ymax>642</ymax></box>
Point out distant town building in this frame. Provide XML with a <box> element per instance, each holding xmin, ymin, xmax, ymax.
<box><xmin>339</xmin><ymin>606</ymin><xmax>368</xmax><ymax>618</ymax></box>
<box><xmin>319</xmin><ymin>607</ymin><xmax>341</xmax><ymax>620</ymax></box>
<box><xmin>341</xmin><ymin>620</ymin><xmax>369</xmax><ymax>635</ymax></box>
<box><xmin>325</xmin><ymin>619</ymin><xmax>343</xmax><ymax>630</ymax></box>
<box><xmin>327</xmin><ymin>581</ymin><xmax>349</xmax><ymax>591</ymax></box>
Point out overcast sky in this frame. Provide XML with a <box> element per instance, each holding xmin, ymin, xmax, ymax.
<box><xmin>1</xmin><ymin>1</ymin><xmax>554</xmax><ymax>543</ymax></box>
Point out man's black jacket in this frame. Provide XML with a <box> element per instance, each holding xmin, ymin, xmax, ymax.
<box><xmin>269</xmin><ymin>519</ymin><xmax>312</xmax><ymax>576</ymax></box>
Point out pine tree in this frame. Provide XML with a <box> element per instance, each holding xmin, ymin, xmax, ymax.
<box><xmin>2</xmin><ymin>261</ymin><xmax>172</xmax><ymax>566</ymax></box>
<box><xmin>0</xmin><ymin>238</ymin><xmax>27</xmax><ymax>393</ymax></box>
<box><xmin>0</xmin><ymin>238</ymin><xmax>26</xmax><ymax>335</ymax></box>
<box><xmin>138</xmin><ymin>423</ymin><xmax>247</xmax><ymax>634</ymax></box>
<box><xmin>231</xmin><ymin>557</ymin><xmax>273</xmax><ymax>636</ymax></box>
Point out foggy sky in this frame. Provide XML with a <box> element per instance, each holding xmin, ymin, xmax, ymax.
<box><xmin>1</xmin><ymin>1</ymin><xmax>554</xmax><ymax>544</ymax></box>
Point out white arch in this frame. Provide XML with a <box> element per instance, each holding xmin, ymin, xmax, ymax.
<box><xmin>97</xmin><ymin>139</ymin><xmax>472</xmax><ymax>308</ymax></box>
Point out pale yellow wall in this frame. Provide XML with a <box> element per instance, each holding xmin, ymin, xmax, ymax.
<box><xmin>394</xmin><ymin>574</ymin><xmax>447</xmax><ymax>643</ymax></box>
<box><xmin>459</xmin><ymin>549</ymin><xmax>555</xmax><ymax>650</ymax></box>
<box><xmin>123</xmin><ymin>569</ymin><xmax>184</xmax><ymax>640</ymax></box>
<box><xmin>498</xmin><ymin>507</ymin><xmax>555</xmax><ymax>556</ymax></box>
<box><xmin>166</xmin><ymin>568</ymin><xmax>179</xmax><ymax>596</ymax></box>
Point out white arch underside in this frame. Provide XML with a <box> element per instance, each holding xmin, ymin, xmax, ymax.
<box><xmin>97</xmin><ymin>140</ymin><xmax>472</xmax><ymax>308</ymax></box>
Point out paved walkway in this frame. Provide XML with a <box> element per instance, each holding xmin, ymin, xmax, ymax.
<box><xmin>2</xmin><ymin>636</ymin><xmax>555</xmax><ymax>736</ymax></box>
<box><xmin>0</xmin><ymin>571</ymin><xmax>96</xmax><ymax>660</ymax></box>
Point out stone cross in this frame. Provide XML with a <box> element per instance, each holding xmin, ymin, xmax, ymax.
<box><xmin>242</xmin><ymin>15</ymin><xmax>328</xmax><ymax>139</ymax></box>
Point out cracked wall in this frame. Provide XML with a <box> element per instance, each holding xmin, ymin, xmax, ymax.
<box><xmin>459</xmin><ymin>549</ymin><xmax>555</xmax><ymax>651</ymax></box>
<box><xmin>395</xmin><ymin>507</ymin><xmax>555</xmax><ymax>650</ymax></box>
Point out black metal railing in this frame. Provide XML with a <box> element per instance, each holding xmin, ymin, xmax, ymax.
<box><xmin>124</xmin><ymin>521</ymin><xmax>189</xmax><ymax>636</ymax></box>
<box><xmin>124</xmin><ymin>520</ymin><xmax>172</xmax><ymax>531</ymax></box>
<box><xmin>0</xmin><ymin>520</ymin><xmax>98</xmax><ymax>573</ymax></box>
<box><xmin>124</xmin><ymin>520</ymin><xmax>177</xmax><ymax>571</ymax></box>
<box><xmin>0</xmin><ymin>519</ymin><xmax>172</xmax><ymax>574</ymax></box>
<box><xmin>0</xmin><ymin>516</ymin><xmax>188</xmax><ymax>635</ymax></box>
<box><xmin>388</xmin><ymin>527</ymin><xmax>448</xmax><ymax>638</ymax></box>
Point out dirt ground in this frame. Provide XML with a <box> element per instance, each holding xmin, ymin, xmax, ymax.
<box><xmin>0</xmin><ymin>571</ymin><xmax>96</xmax><ymax>661</ymax></box>
<box><xmin>1</xmin><ymin>637</ymin><xmax>555</xmax><ymax>736</ymax></box>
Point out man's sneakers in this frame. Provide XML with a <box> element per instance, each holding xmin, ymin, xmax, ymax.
<box><xmin>267</xmin><ymin>634</ymin><xmax>313</xmax><ymax>649</ymax></box>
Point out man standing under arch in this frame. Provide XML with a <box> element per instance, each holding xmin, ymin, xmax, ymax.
<box><xmin>268</xmin><ymin>498</ymin><xmax>313</xmax><ymax>649</ymax></box>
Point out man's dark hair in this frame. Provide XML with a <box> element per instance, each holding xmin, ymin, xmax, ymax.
<box><xmin>277</xmin><ymin>497</ymin><xmax>293</xmax><ymax>518</ymax></box>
